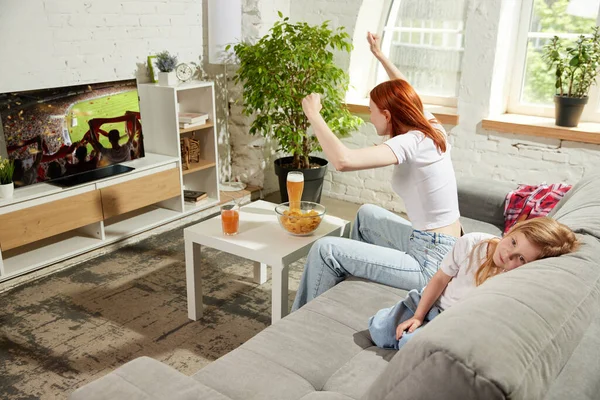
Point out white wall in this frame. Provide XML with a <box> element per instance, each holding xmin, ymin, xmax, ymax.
<box><xmin>228</xmin><ymin>0</ymin><xmax>600</xmax><ymax>214</ymax></box>
<box><xmin>0</xmin><ymin>0</ymin><xmax>203</xmax><ymax>92</ymax></box>
<box><xmin>227</xmin><ymin>0</ymin><xmax>291</xmax><ymax>191</ymax></box>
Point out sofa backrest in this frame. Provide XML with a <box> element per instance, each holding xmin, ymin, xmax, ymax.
<box><xmin>457</xmin><ymin>177</ymin><xmax>516</xmax><ymax>230</ymax></box>
<box><xmin>364</xmin><ymin>232</ymin><xmax>600</xmax><ymax>400</ymax></box>
<box><xmin>547</xmin><ymin>171</ymin><xmax>600</xmax><ymax>239</ymax></box>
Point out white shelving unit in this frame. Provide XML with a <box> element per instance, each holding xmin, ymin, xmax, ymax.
<box><xmin>0</xmin><ymin>81</ymin><xmax>221</xmax><ymax>282</ymax></box>
<box><xmin>137</xmin><ymin>80</ymin><xmax>220</xmax><ymax>214</ymax></box>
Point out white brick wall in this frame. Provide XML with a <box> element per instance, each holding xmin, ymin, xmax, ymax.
<box><xmin>0</xmin><ymin>0</ymin><xmax>203</xmax><ymax>92</ymax></box>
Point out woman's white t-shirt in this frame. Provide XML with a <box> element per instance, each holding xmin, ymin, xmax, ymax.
<box><xmin>384</xmin><ymin>111</ymin><xmax>460</xmax><ymax>230</ymax></box>
<box><xmin>437</xmin><ymin>232</ymin><xmax>496</xmax><ymax>310</ymax></box>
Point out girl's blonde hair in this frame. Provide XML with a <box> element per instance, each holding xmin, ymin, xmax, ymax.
<box><xmin>471</xmin><ymin>217</ymin><xmax>579</xmax><ymax>286</ymax></box>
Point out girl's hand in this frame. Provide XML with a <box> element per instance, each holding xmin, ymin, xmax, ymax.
<box><xmin>302</xmin><ymin>93</ymin><xmax>323</xmax><ymax>120</ymax></box>
<box><xmin>367</xmin><ymin>32</ymin><xmax>382</xmax><ymax>57</ymax></box>
<box><xmin>396</xmin><ymin>317</ymin><xmax>423</xmax><ymax>340</ymax></box>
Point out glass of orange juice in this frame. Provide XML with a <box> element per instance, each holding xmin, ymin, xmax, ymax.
<box><xmin>221</xmin><ymin>204</ymin><xmax>240</xmax><ymax>235</ymax></box>
<box><xmin>287</xmin><ymin>171</ymin><xmax>304</xmax><ymax>211</ymax></box>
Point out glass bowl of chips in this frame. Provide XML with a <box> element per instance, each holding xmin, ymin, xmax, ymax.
<box><xmin>275</xmin><ymin>201</ymin><xmax>326</xmax><ymax>236</ymax></box>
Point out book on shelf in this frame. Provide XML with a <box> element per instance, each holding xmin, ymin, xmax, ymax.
<box><xmin>179</xmin><ymin>112</ymin><xmax>209</xmax><ymax>124</ymax></box>
<box><xmin>184</xmin><ymin>190</ymin><xmax>208</xmax><ymax>202</ymax></box>
<box><xmin>179</xmin><ymin>119</ymin><xmax>209</xmax><ymax>129</ymax></box>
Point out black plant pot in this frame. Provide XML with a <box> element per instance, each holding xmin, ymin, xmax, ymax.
<box><xmin>274</xmin><ymin>156</ymin><xmax>328</xmax><ymax>203</ymax></box>
<box><xmin>554</xmin><ymin>95</ymin><xmax>588</xmax><ymax>127</ymax></box>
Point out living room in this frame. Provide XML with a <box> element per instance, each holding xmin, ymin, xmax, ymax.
<box><xmin>1</xmin><ymin>0</ymin><xmax>600</xmax><ymax>399</ymax></box>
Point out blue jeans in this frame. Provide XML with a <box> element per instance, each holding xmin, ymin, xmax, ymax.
<box><xmin>368</xmin><ymin>289</ymin><xmax>442</xmax><ymax>350</ymax></box>
<box><xmin>291</xmin><ymin>204</ymin><xmax>456</xmax><ymax>311</ymax></box>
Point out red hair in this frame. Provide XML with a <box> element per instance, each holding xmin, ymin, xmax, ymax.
<box><xmin>370</xmin><ymin>79</ymin><xmax>447</xmax><ymax>153</ymax></box>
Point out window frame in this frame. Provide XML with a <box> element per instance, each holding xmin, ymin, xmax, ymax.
<box><xmin>375</xmin><ymin>0</ymin><xmax>465</xmax><ymax>107</ymax></box>
<box><xmin>507</xmin><ymin>0</ymin><xmax>600</xmax><ymax>122</ymax></box>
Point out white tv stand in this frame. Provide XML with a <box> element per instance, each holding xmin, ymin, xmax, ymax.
<box><xmin>0</xmin><ymin>81</ymin><xmax>220</xmax><ymax>282</ymax></box>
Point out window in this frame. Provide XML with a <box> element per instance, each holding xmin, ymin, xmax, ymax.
<box><xmin>377</xmin><ymin>0</ymin><xmax>468</xmax><ymax>107</ymax></box>
<box><xmin>508</xmin><ymin>0</ymin><xmax>600</xmax><ymax>121</ymax></box>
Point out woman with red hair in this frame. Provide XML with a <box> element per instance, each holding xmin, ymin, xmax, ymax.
<box><xmin>292</xmin><ymin>32</ymin><xmax>461</xmax><ymax>311</ymax></box>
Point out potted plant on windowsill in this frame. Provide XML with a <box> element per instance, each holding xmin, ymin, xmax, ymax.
<box><xmin>155</xmin><ymin>51</ymin><xmax>178</xmax><ymax>86</ymax></box>
<box><xmin>0</xmin><ymin>156</ymin><xmax>15</xmax><ymax>199</ymax></box>
<box><xmin>543</xmin><ymin>27</ymin><xmax>600</xmax><ymax>127</ymax></box>
<box><xmin>229</xmin><ymin>13</ymin><xmax>362</xmax><ymax>202</ymax></box>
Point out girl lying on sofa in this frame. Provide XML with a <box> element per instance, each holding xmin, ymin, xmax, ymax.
<box><xmin>368</xmin><ymin>217</ymin><xmax>579</xmax><ymax>350</ymax></box>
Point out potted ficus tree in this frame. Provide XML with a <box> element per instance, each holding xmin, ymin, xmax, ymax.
<box><xmin>0</xmin><ymin>156</ymin><xmax>15</xmax><ymax>198</ymax></box>
<box><xmin>543</xmin><ymin>26</ymin><xmax>600</xmax><ymax>127</ymax></box>
<box><xmin>155</xmin><ymin>51</ymin><xmax>178</xmax><ymax>86</ymax></box>
<box><xmin>229</xmin><ymin>13</ymin><xmax>362</xmax><ymax>202</ymax></box>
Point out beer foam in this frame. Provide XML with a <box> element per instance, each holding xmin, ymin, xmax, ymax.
<box><xmin>287</xmin><ymin>173</ymin><xmax>304</xmax><ymax>182</ymax></box>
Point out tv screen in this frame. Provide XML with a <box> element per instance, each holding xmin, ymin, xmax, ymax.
<box><xmin>0</xmin><ymin>79</ymin><xmax>144</xmax><ymax>188</ymax></box>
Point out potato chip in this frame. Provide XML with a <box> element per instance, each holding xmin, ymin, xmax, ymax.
<box><xmin>279</xmin><ymin>208</ymin><xmax>323</xmax><ymax>235</ymax></box>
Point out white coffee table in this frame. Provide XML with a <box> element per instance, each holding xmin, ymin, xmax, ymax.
<box><xmin>184</xmin><ymin>200</ymin><xmax>351</xmax><ymax>324</ymax></box>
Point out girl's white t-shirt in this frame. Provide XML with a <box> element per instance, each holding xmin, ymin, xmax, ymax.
<box><xmin>384</xmin><ymin>111</ymin><xmax>460</xmax><ymax>230</ymax></box>
<box><xmin>437</xmin><ymin>232</ymin><xmax>497</xmax><ymax>310</ymax></box>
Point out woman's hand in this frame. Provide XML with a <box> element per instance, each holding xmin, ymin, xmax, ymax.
<box><xmin>367</xmin><ymin>31</ymin><xmax>382</xmax><ymax>58</ymax></box>
<box><xmin>396</xmin><ymin>317</ymin><xmax>422</xmax><ymax>340</ymax></box>
<box><xmin>302</xmin><ymin>93</ymin><xmax>323</xmax><ymax>120</ymax></box>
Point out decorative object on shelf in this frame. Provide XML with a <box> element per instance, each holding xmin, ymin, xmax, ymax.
<box><xmin>230</xmin><ymin>12</ymin><xmax>362</xmax><ymax>202</ymax></box>
<box><xmin>147</xmin><ymin>55</ymin><xmax>158</xmax><ymax>83</ymax></box>
<box><xmin>180</xmin><ymin>137</ymin><xmax>201</xmax><ymax>170</ymax></box>
<box><xmin>176</xmin><ymin>63</ymin><xmax>194</xmax><ymax>82</ymax></box>
<box><xmin>543</xmin><ymin>26</ymin><xmax>600</xmax><ymax>127</ymax></box>
<box><xmin>0</xmin><ymin>156</ymin><xmax>15</xmax><ymax>199</ymax></box>
<box><xmin>155</xmin><ymin>51</ymin><xmax>179</xmax><ymax>86</ymax></box>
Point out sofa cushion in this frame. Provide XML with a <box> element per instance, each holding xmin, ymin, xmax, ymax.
<box><xmin>547</xmin><ymin>172</ymin><xmax>600</xmax><ymax>239</ymax></box>
<box><xmin>457</xmin><ymin>177</ymin><xmax>516</xmax><ymax>229</ymax></box>
<box><xmin>69</xmin><ymin>356</ymin><xmax>230</xmax><ymax>400</ymax></box>
<box><xmin>460</xmin><ymin>216</ymin><xmax>503</xmax><ymax>236</ymax></box>
<box><xmin>364</xmin><ymin>234</ymin><xmax>600</xmax><ymax>400</ymax></box>
<box><xmin>544</xmin><ymin>314</ymin><xmax>600</xmax><ymax>400</ymax></box>
<box><xmin>193</xmin><ymin>279</ymin><xmax>404</xmax><ymax>400</ymax></box>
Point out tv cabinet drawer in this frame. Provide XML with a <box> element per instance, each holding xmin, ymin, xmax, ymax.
<box><xmin>0</xmin><ymin>190</ymin><xmax>103</xmax><ymax>251</ymax></box>
<box><xmin>100</xmin><ymin>168</ymin><xmax>181</xmax><ymax>219</ymax></box>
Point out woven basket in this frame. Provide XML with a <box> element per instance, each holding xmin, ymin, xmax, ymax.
<box><xmin>180</xmin><ymin>137</ymin><xmax>201</xmax><ymax>170</ymax></box>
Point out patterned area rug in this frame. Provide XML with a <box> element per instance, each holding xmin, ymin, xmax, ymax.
<box><xmin>0</xmin><ymin>223</ymin><xmax>305</xmax><ymax>399</ymax></box>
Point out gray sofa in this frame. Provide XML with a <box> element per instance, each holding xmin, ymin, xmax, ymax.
<box><xmin>70</xmin><ymin>173</ymin><xmax>600</xmax><ymax>400</ymax></box>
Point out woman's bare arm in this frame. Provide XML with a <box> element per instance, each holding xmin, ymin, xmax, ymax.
<box><xmin>367</xmin><ymin>32</ymin><xmax>408</xmax><ymax>82</ymax></box>
<box><xmin>302</xmin><ymin>94</ymin><xmax>398</xmax><ymax>171</ymax></box>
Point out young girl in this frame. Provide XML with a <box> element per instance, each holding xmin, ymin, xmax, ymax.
<box><xmin>292</xmin><ymin>32</ymin><xmax>460</xmax><ymax>311</ymax></box>
<box><xmin>368</xmin><ymin>217</ymin><xmax>579</xmax><ymax>350</ymax></box>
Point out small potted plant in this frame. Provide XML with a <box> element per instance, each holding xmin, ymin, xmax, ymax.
<box><xmin>543</xmin><ymin>27</ymin><xmax>600</xmax><ymax>127</ymax></box>
<box><xmin>230</xmin><ymin>13</ymin><xmax>362</xmax><ymax>202</ymax></box>
<box><xmin>0</xmin><ymin>156</ymin><xmax>15</xmax><ymax>199</ymax></box>
<box><xmin>155</xmin><ymin>51</ymin><xmax>178</xmax><ymax>86</ymax></box>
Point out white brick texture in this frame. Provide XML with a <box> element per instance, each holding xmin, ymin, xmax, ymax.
<box><xmin>0</xmin><ymin>0</ymin><xmax>203</xmax><ymax>92</ymax></box>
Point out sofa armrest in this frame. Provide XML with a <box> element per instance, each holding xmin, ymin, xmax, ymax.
<box><xmin>69</xmin><ymin>357</ymin><xmax>231</xmax><ymax>400</ymax></box>
<box><xmin>457</xmin><ymin>177</ymin><xmax>516</xmax><ymax>230</ymax></box>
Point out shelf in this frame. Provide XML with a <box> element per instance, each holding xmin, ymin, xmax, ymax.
<box><xmin>179</xmin><ymin>121</ymin><xmax>214</xmax><ymax>134</ymax></box>
<box><xmin>183</xmin><ymin>197</ymin><xmax>220</xmax><ymax>214</ymax></box>
<box><xmin>103</xmin><ymin>205</ymin><xmax>182</xmax><ymax>242</ymax></box>
<box><xmin>182</xmin><ymin>160</ymin><xmax>216</xmax><ymax>175</ymax></box>
<box><xmin>482</xmin><ymin>113</ymin><xmax>600</xmax><ymax>145</ymax></box>
<box><xmin>1</xmin><ymin>231</ymin><xmax>104</xmax><ymax>279</ymax></box>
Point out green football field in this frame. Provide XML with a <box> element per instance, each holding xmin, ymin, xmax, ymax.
<box><xmin>67</xmin><ymin>90</ymin><xmax>139</xmax><ymax>150</ymax></box>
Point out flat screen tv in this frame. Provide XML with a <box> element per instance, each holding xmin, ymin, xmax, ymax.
<box><xmin>0</xmin><ymin>79</ymin><xmax>144</xmax><ymax>188</ymax></box>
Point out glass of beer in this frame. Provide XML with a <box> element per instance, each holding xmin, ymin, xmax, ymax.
<box><xmin>221</xmin><ymin>204</ymin><xmax>240</xmax><ymax>235</ymax></box>
<box><xmin>287</xmin><ymin>171</ymin><xmax>304</xmax><ymax>211</ymax></box>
